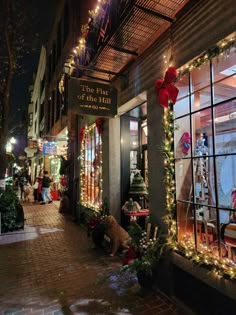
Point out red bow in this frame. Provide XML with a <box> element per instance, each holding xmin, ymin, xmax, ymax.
<box><xmin>79</xmin><ymin>127</ymin><xmax>85</xmax><ymax>142</ymax></box>
<box><xmin>154</xmin><ymin>67</ymin><xmax>179</xmax><ymax>108</ymax></box>
<box><xmin>95</xmin><ymin>118</ymin><xmax>104</xmax><ymax>135</ymax></box>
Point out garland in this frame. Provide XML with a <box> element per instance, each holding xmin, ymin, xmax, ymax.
<box><xmin>162</xmin><ymin>103</ymin><xmax>236</xmax><ymax>280</ymax></box>
<box><xmin>177</xmin><ymin>35</ymin><xmax>236</xmax><ymax>78</ymax></box>
<box><xmin>163</xmin><ymin>33</ymin><xmax>236</xmax><ymax>279</ymax></box>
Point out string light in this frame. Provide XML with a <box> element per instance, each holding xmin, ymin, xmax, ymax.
<box><xmin>79</xmin><ymin>123</ymin><xmax>103</xmax><ymax>212</ymax></box>
<box><xmin>177</xmin><ymin>34</ymin><xmax>236</xmax><ymax>79</ymax></box>
<box><xmin>163</xmin><ymin>91</ymin><xmax>236</xmax><ymax>279</ymax></box>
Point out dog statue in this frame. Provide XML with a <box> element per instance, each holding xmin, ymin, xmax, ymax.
<box><xmin>23</xmin><ymin>184</ymin><xmax>31</xmax><ymax>202</ymax></box>
<box><xmin>103</xmin><ymin>215</ymin><xmax>130</xmax><ymax>256</ymax></box>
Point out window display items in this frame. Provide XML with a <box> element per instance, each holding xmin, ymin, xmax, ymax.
<box><xmin>129</xmin><ymin>172</ymin><xmax>148</xmax><ymax>196</ymax></box>
<box><xmin>181</xmin><ymin>132</ymin><xmax>191</xmax><ymax>155</ymax></box>
<box><xmin>122</xmin><ymin>198</ymin><xmax>141</xmax><ymax>214</ymax></box>
<box><xmin>195</xmin><ymin>135</ymin><xmax>208</xmax><ymax>156</ymax></box>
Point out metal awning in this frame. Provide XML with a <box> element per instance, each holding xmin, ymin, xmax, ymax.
<box><xmin>80</xmin><ymin>0</ymin><xmax>189</xmax><ymax>82</ymax></box>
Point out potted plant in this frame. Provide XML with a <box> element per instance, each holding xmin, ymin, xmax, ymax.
<box><xmin>0</xmin><ymin>187</ymin><xmax>24</xmax><ymax>233</ymax></box>
<box><xmin>122</xmin><ymin>223</ymin><xmax>168</xmax><ymax>290</ymax></box>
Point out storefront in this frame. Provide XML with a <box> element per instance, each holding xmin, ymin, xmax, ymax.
<box><xmin>55</xmin><ymin>0</ymin><xmax>236</xmax><ymax>312</ymax></box>
<box><xmin>107</xmin><ymin>1</ymin><xmax>236</xmax><ymax>312</ymax></box>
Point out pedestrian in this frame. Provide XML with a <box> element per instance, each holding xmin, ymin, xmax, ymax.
<box><xmin>19</xmin><ymin>175</ymin><xmax>26</xmax><ymax>200</ymax></box>
<box><xmin>32</xmin><ymin>177</ymin><xmax>39</xmax><ymax>202</ymax></box>
<box><xmin>40</xmin><ymin>171</ymin><xmax>53</xmax><ymax>204</ymax></box>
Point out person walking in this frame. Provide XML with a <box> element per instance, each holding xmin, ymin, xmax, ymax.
<box><xmin>40</xmin><ymin>171</ymin><xmax>53</xmax><ymax>204</ymax></box>
<box><xmin>32</xmin><ymin>177</ymin><xmax>40</xmax><ymax>203</ymax></box>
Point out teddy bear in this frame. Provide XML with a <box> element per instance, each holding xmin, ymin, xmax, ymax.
<box><xmin>103</xmin><ymin>215</ymin><xmax>131</xmax><ymax>256</ymax></box>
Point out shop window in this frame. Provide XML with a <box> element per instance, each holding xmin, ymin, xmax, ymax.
<box><xmin>190</xmin><ymin>62</ymin><xmax>211</xmax><ymax>112</ymax></box>
<box><xmin>50</xmin><ymin>157</ymin><xmax>61</xmax><ymax>189</ymax></box>
<box><xmin>175</xmin><ymin>43</ymin><xmax>236</xmax><ymax>265</ymax></box>
<box><xmin>174</xmin><ymin>96</ymin><xmax>190</xmax><ymax>118</ymax></box>
<box><xmin>214</xmin><ymin>101</ymin><xmax>236</xmax><ymax>155</ymax></box>
<box><xmin>80</xmin><ymin>124</ymin><xmax>102</xmax><ymax>211</ymax></box>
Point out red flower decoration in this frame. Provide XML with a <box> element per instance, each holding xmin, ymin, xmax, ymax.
<box><xmin>79</xmin><ymin>127</ymin><xmax>85</xmax><ymax>142</ymax></box>
<box><xmin>154</xmin><ymin>67</ymin><xmax>179</xmax><ymax>108</ymax></box>
<box><xmin>122</xmin><ymin>245</ymin><xmax>137</xmax><ymax>266</ymax></box>
<box><xmin>95</xmin><ymin>118</ymin><xmax>104</xmax><ymax>135</ymax></box>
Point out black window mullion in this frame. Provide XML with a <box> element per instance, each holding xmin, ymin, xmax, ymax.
<box><xmin>210</xmin><ymin>59</ymin><xmax>221</xmax><ymax>258</ymax></box>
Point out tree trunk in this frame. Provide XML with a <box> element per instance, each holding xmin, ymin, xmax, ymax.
<box><xmin>0</xmin><ymin>0</ymin><xmax>15</xmax><ymax>190</ymax></box>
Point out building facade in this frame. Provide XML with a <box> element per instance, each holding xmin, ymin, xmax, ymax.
<box><xmin>25</xmin><ymin>46</ymin><xmax>46</xmax><ymax>182</ymax></box>
<box><xmin>40</xmin><ymin>0</ymin><xmax>236</xmax><ymax>312</ymax></box>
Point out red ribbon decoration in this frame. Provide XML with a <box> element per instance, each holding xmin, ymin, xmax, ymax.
<box><xmin>79</xmin><ymin>127</ymin><xmax>85</xmax><ymax>142</ymax></box>
<box><xmin>154</xmin><ymin>67</ymin><xmax>179</xmax><ymax>108</ymax></box>
<box><xmin>95</xmin><ymin>118</ymin><xmax>104</xmax><ymax>135</ymax></box>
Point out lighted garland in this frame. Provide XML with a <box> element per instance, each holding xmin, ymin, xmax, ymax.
<box><xmin>162</xmin><ymin>103</ymin><xmax>236</xmax><ymax>280</ymax></box>
<box><xmin>163</xmin><ymin>34</ymin><xmax>236</xmax><ymax>280</ymax></box>
<box><xmin>79</xmin><ymin>123</ymin><xmax>103</xmax><ymax>212</ymax></box>
<box><xmin>177</xmin><ymin>35</ymin><xmax>236</xmax><ymax>78</ymax></box>
<box><xmin>162</xmin><ymin>105</ymin><xmax>177</xmax><ymax>244</ymax></box>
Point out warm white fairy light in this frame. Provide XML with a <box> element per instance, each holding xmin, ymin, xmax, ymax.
<box><xmin>80</xmin><ymin>123</ymin><xmax>103</xmax><ymax>212</ymax></box>
<box><xmin>163</xmin><ymin>97</ymin><xmax>236</xmax><ymax>279</ymax></box>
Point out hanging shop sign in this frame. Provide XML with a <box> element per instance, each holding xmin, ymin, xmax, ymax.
<box><xmin>68</xmin><ymin>78</ymin><xmax>117</xmax><ymax>117</ymax></box>
<box><xmin>43</xmin><ymin>142</ymin><xmax>57</xmax><ymax>156</ymax></box>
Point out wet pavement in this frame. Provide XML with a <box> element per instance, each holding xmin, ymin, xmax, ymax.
<box><xmin>0</xmin><ymin>202</ymin><xmax>188</xmax><ymax>315</ymax></box>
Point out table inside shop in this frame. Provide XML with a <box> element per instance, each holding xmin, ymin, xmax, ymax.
<box><xmin>124</xmin><ymin>209</ymin><xmax>150</xmax><ymax>227</ymax></box>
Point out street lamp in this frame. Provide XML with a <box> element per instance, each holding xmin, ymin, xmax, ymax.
<box><xmin>10</xmin><ymin>137</ymin><xmax>16</xmax><ymax>144</ymax></box>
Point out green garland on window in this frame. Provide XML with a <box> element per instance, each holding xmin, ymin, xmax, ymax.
<box><xmin>177</xmin><ymin>36</ymin><xmax>236</xmax><ymax>79</ymax></box>
<box><xmin>162</xmin><ymin>104</ymin><xmax>236</xmax><ymax>280</ymax></box>
<box><xmin>162</xmin><ymin>105</ymin><xmax>178</xmax><ymax>245</ymax></box>
<box><xmin>162</xmin><ymin>34</ymin><xmax>236</xmax><ymax>279</ymax></box>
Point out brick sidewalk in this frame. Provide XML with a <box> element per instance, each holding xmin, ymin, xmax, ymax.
<box><xmin>0</xmin><ymin>203</ymin><xmax>188</xmax><ymax>315</ymax></box>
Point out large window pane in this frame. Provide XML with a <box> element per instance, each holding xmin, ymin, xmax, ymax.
<box><xmin>212</xmin><ymin>47</ymin><xmax>236</xmax><ymax>104</ymax></box>
<box><xmin>175</xmin><ymin>73</ymin><xmax>189</xmax><ymax>99</ymax></box>
<box><xmin>191</xmin><ymin>87</ymin><xmax>212</xmax><ymax>112</ymax></box>
<box><xmin>194</xmin><ymin>157</ymin><xmax>216</xmax><ymax>207</ymax></box>
<box><xmin>213</xmin><ymin>78</ymin><xmax>236</xmax><ymax>104</ymax></box>
<box><xmin>191</xmin><ymin>62</ymin><xmax>211</xmax><ymax>92</ymax></box>
<box><xmin>174</xmin><ymin>96</ymin><xmax>190</xmax><ymax>118</ymax></box>
<box><xmin>214</xmin><ymin>101</ymin><xmax>236</xmax><ymax>155</ymax></box>
<box><xmin>216</xmin><ymin>155</ymin><xmax>236</xmax><ymax>208</ymax></box>
<box><xmin>175</xmin><ymin>158</ymin><xmax>192</xmax><ymax>201</ymax></box>
<box><xmin>212</xmin><ymin>47</ymin><xmax>236</xmax><ymax>83</ymax></box>
<box><xmin>174</xmin><ymin>116</ymin><xmax>191</xmax><ymax>158</ymax></box>
<box><xmin>175</xmin><ymin>35</ymin><xmax>236</xmax><ymax>267</ymax></box>
<box><xmin>190</xmin><ymin>62</ymin><xmax>211</xmax><ymax>111</ymax></box>
<box><xmin>195</xmin><ymin>207</ymin><xmax>218</xmax><ymax>253</ymax></box>
<box><xmin>177</xmin><ymin>201</ymin><xmax>195</xmax><ymax>243</ymax></box>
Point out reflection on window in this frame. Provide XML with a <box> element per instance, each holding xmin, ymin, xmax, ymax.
<box><xmin>175</xmin><ymin>43</ymin><xmax>236</xmax><ymax>266</ymax></box>
<box><xmin>80</xmin><ymin>124</ymin><xmax>102</xmax><ymax>211</ymax></box>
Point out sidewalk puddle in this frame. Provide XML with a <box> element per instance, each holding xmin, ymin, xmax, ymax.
<box><xmin>0</xmin><ymin>225</ymin><xmax>63</xmax><ymax>245</ymax></box>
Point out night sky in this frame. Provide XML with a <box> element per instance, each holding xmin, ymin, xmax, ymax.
<box><xmin>10</xmin><ymin>0</ymin><xmax>57</xmax><ymax>155</ymax></box>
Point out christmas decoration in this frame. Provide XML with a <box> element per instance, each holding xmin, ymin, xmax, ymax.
<box><xmin>162</xmin><ymin>103</ymin><xmax>236</xmax><ymax>280</ymax></box>
<box><xmin>79</xmin><ymin>127</ymin><xmax>85</xmax><ymax>142</ymax></box>
<box><xmin>177</xmin><ymin>35</ymin><xmax>236</xmax><ymax>78</ymax></box>
<box><xmin>80</xmin><ymin>123</ymin><xmax>103</xmax><ymax>211</ymax></box>
<box><xmin>181</xmin><ymin>132</ymin><xmax>191</xmax><ymax>155</ymax></box>
<box><xmin>129</xmin><ymin>173</ymin><xmax>148</xmax><ymax>195</ymax></box>
<box><xmin>95</xmin><ymin>117</ymin><xmax>104</xmax><ymax>135</ymax></box>
<box><xmin>154</xmin><ymin>67</ymin><xmax>179</xmax><ymax>108</ymax></box>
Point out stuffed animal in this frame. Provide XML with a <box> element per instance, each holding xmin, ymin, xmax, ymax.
<box><xmin>103</xmin><ymin>215</ymin><xmax>131</xmax><ymax>256</ymax></box>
